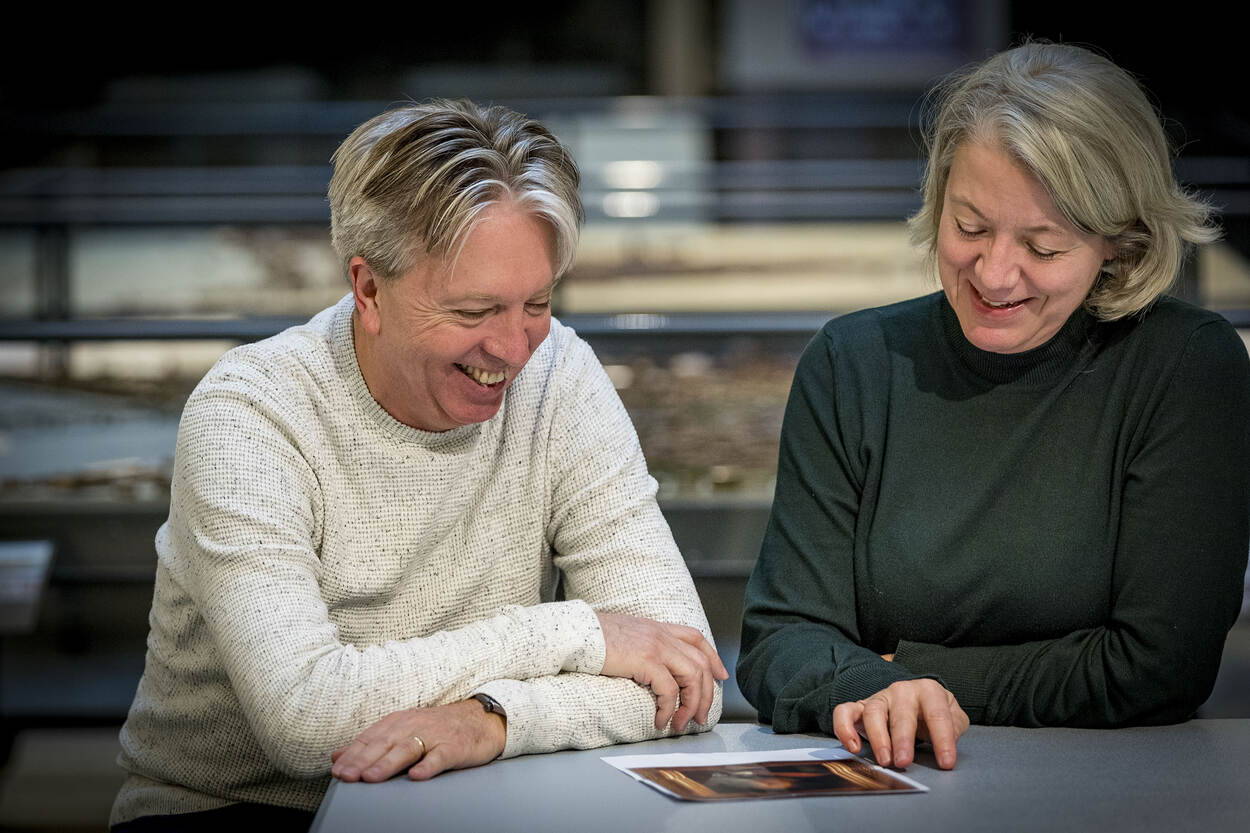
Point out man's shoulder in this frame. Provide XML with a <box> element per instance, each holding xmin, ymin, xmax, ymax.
<box><xmin>512</xmin><ymin>316</ymin><xmax>600</xmax><ymax>393</ymax></box>
<box><xmin>190</xmin><ymin>298</ymin><xmax>349</xmax><ymax>412</ymax></box>
<box><xmin>500</xmin><ymin>316</ymin><xmax>626</xmax><ymax>445</ymax></box>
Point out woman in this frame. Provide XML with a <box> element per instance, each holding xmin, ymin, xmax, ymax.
<box><xmin>737</xmin><ymin>42</ymin><xmax>1250</xmax><ymax>772</ymax></box>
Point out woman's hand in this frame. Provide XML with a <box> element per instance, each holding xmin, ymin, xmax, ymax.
<box><xmin>330</xmin><ymin>699</ymin><xmax>507</xmax><ymax>782</ymax></box>
<box><xmin>832</xmin><ymin>679</ymin><xmax>968</xmax><ymax>770</ymax></box>
<box><xmin>596</xmin><ymin>612</ymin><xmax>729</xmax><ymax>731</ymax></box>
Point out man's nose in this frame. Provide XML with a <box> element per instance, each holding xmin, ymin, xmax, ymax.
<box><xmin>483</xmin><ymin>310</ymin><xmax>534</xmax><ymax>366</ymax></box>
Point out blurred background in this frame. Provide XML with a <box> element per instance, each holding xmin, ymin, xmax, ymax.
<box><xmin>2</xmin><ymin>1</ymin><xmax>1248</xmax><ymax>828</ymax></box>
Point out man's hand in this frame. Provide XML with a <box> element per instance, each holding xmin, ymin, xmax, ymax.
<box><xmin>330</xmin><ymin>699</ymin><xmax>507</xmax><ymax>782</ymax></box>
<box><xmin>832</xmin><ymin>679</ymin><xmax>968</xmax><ymax>770</ymax></box>
<box><xmin>595</xmin><ymin>612</ymin><xmax>729</xmax><ymax>731</ymax></box>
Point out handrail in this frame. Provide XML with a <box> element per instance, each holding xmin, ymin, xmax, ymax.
<box><xmin>2</xmin><ymin>158</ymin><xmax>1245</xmax><ymax>225</ymax></box>
<box><xmin>4</xmin><ymin>309</ymin><xmax>1248</xmax><ymax>342</ymax></box>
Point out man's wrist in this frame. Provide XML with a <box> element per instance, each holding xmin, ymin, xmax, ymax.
<box><xmin>472</xmin><ymin>692</ymin><xmax>507</xmax><ymax>718</ymax></box>
<box><xmin>469</xmin><ymin>692</ymin><xmax>508</xmax><ymax>751</ymax></box>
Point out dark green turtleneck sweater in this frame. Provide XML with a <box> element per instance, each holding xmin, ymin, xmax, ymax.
<box><xmin>738</xmin><ymin>292</ymin><xmax>1250</xmax><ymax>733</ymax></box>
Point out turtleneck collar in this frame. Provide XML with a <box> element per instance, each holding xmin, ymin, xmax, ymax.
<box><xmin>938</xmin><ymin>293</ymin><xmax>1097</xmax><ymax>387</ymax></box>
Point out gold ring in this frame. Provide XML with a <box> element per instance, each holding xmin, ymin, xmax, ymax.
<box><xmin>412</xmin><ymin>735</ymin><xmax>427</xmax><ymax>761</ymax></box>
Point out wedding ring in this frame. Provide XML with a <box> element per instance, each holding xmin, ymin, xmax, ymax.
<box><xmin>412</xmin><ymin>735</ymin><xmax>427</xmax><ymax>761</ymax></box>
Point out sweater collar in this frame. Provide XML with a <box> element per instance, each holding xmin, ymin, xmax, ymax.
<box><xmin>939</xmin><ymin>293</ymin><xmax>1095</xmax><ymax>386</ymax></box>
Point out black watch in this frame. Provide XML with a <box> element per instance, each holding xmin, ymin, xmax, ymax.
<box><xmin>472</xmin><ymin>692</ymin><xmax>507</xmax><ymax>717</ymax></box>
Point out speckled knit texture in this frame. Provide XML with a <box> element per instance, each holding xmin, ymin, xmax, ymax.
<box><xmin>111</xmin><ymin>294</ymin><xmax>720</xmax><ymax>824</ymax></box>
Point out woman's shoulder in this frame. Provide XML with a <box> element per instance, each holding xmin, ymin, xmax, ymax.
<box><xmin>1139</xmin><ymin>295</ymin><xmax>1233</xmax><ymax>330</ymax></box>
<box><xmin>1100</xmin><ymin>297</ymin><xmax>1250</xmax><ymax>404</ymax></box>
<box><xmin>811</xmin><ymin>293</ymin><xmax>942</xmax><ymax>366</ymax></box>
<box><xmin>819</xmin><ymin>293</ymin><xmax>940</xmax><ymax>340</ymax></box>
<box><xmin>1117</xmin><ymin>296</ymin><xmax>1246</xmax><ymax>363</ymax></box>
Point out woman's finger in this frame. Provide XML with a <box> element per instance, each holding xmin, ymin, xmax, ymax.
<box><xmin>887</xmin><ymin>696</ymin><xmax>920</xmax><ymax>769</ymax></box>
<box><xmin>831</xmin><ymin>701</ymin><xmax>864</xmax><ymax>754</ymax></box>
<box><xmin>859</xmin><ymin>696</ymin><xmax>893</xmax><ymax>767</ymax></box>
<box><xmin>917</xmin><ymin>687</ymin><xmax>962</xmax><ymax>770</ymax></box>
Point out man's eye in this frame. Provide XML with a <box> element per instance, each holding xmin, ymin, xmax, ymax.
<box><xmin>525</xmin><ymin>301</ymin><xmax>551</xmax><ymax>315</ymax></box>
<box><xmin>457</xmin><ymin>309</ymin><xmax>491</xmax><ymax>320</ymax></box>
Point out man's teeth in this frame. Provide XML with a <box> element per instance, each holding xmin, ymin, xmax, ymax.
<box><xmin>458</xmin><ymin>364</ymin><xmax>506</xmax><ymax>385</ymax></box>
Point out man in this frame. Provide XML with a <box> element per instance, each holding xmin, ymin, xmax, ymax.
<box><xmin>111</xmin><ymin>100</ymin><xmax>725</xmax><ymax>832</ymax></box>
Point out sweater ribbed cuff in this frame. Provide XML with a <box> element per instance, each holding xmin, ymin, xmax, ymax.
<box><xmin>474</xmin><ymin>678</ymin><xmax>540</xmax><ymax>759</ymax></box>
<box><xmin>552</xmin><ymin>599</ymin><xmax>605</xmax><ymax>674</ymax></box>
<box><xmin>894</xmin><ymin>640</ymin><xmax>987</xmax><ymax>723</ymax></box>
<box><xmin>820</xmin><ymin>647</ymin><xmax>921</xmax><ymax>735</ymax></box>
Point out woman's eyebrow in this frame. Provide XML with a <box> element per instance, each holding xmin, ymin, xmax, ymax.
<box><xmin>949</xmin><ymin>194</ymin><xmax>1069</xmax><ymax>236</ymax></box>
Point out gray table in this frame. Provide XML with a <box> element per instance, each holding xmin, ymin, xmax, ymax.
<box><xmin>311</xmin><ymin>720</ymin><xmax>1250</xmax><ymax>832</ymax></box>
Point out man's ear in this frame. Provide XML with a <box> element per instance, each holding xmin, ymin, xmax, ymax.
<box><xmin>349</xmin><ymin>257</ymin><xmax>383</xmax><ymax>335</ymax></box>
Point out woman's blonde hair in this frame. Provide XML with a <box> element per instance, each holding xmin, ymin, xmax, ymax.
<box><xmin>909</xmin><ymin>42</ymin><xmax>1218</xmax><ymax>319</ymax></box>
<box><xmin>329</xmin><ymin>99</ymin><xmax>583</xmax><ymax>281</ymax></box>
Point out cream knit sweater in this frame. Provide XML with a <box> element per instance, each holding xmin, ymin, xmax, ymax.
<box><xmin>111</xmin><ymin>295</ymin><xmax>720</xmax><ymax>824</ymax></box>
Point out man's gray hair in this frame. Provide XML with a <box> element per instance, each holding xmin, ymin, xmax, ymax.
<box><xmin>329</xmin><ymin>99</ymin><xmax>584</xmax><ymax>281</ymax></box>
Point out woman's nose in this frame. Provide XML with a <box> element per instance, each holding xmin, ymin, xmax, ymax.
<box><xmin>975</xmin><ymin>239</ymin><xmax>1020</xmax><ymax>293</ymax></box>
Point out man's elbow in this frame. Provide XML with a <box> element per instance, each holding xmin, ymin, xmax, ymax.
<box><xmin>250</xmin><ymin>698</ymin><xmax>348</xmax><ymax>779</ymax></box>
<box><xmin>258</xmin><ymin>730</ymin><xmax>336</xmax><ymax>780</ymax></box>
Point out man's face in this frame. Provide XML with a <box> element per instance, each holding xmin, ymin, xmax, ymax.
<box><xmin>355</xmin><ymin>203</ymin><xmax>556</xmax><ymax>432</ymax></box>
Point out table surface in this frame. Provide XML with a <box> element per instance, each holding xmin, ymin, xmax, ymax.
<box><xmin>311</xmin><ymin>719</ymin><xmax>1250</xmax><ymax>833</ymax></box>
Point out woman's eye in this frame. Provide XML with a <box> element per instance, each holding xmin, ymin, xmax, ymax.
<box><xmin>1028</xmin><ymin>245</ymin><xmax>1060</xmax><ymax>261</ymax></box>
<box><xmin>954</xmin><ymin>220</ymin><xmax>982</xmax><ymax>238</ymax></box>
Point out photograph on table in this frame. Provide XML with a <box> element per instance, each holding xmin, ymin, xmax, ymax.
<box><xmin>627</xmin><ymin>757</ymin><xmax>923</xmax><ymax>800</ymax></box>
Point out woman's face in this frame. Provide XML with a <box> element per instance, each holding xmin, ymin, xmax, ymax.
<box><xmin>937</xmin><ymin>140</ymin><xmax>1114</xmax><ymax>354</ymax></box>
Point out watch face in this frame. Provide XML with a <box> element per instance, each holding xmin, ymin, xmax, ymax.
<box><xmin>475</xmin><ymin>693</ymin><xmax>506</xmax><ymax>716</ymax></box>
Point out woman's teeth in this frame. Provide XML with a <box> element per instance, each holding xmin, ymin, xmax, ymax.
<box><xmin>457</xmin><ymin>364</ymin><xmax>506</xmax><ymax>386</ymax></box>
<box><xmin>979</xmin><ymin>294</ymin><xmax>1025</xmax><ymax>309</ymax></box>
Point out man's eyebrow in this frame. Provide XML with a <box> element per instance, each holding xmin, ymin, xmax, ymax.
<box><xmin>444</xmin><ymin>285</ymin><xmax>556</xmax><ymax>304</ymax></box>
<box><xmin>445</xmin><ymin>293</ymin><xmax>499</xmax><ymax>304</ymax></box>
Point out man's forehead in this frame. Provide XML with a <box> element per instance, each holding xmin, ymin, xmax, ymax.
<box><xmin>423</xmin><ymin>266</ymin><xmax>557</xmax><ymax>302</ymax></box>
